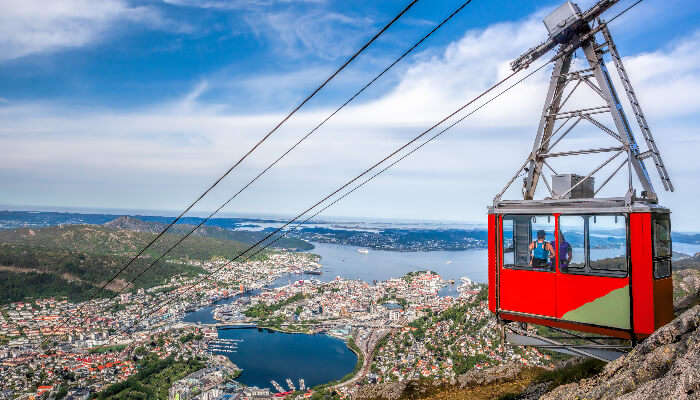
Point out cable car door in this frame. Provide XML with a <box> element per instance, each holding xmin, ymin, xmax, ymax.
<box><xmin>555</xmin><ymin>215</ymin><xmax>631</xmax><ymax>331</ymax></box>
<box><xmin>499</xmin><ymin>215</ymin><xmax>556</xmax><ymax>317</ymax></box>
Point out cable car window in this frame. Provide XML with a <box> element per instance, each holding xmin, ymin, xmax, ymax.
<box><xmin>503</xmin><ymin>218</ymin><xmax>515</xmax><ymax>266</ymax></box>
<box><xmin>589</xmin><ymin>215</ymin><xmax>627</xmax><ymax>272</ymax></box>
<box><xmin>653</xmin><ymin>214</ymin><xmax>672</xmax><ymax>279</ymax></box>
<box><xmin>558</xmin><ymin>216</ymin><xmax>586</xmax><ymax>272</ymax></box>
<box><xmin>653</xmin><ymin>215</ymin><xmax>671</xmax><ymax>258</ymax></box>
<box><xmin>558</xmin><ymin>214</ymin><xmax>627</xmax><ymax>277</ymax></box>
<box><xmin>531</xmin><ymin>216</ymin><xmax>555</xmax><ymax>269</ymax></box>
<box><xmin>502</xmin><ymin>215</ymin><xmax>554</xmax><ymax>271</ymax></box>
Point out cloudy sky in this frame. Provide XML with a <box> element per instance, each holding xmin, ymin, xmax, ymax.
<box><xmin>1</xmin><ymin>0</ymin><xmax>699</xmax><ymax>230</ymax></box>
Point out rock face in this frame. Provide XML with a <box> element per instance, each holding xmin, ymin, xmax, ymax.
<box><xmin>541</xmin><ymin>304</ymin><xmax>700</xmax><ymax>400</ymax></box>
<box><xmin>354</xmin><ymin>381</ymin><xmax>407</xmax><ymax>400</ymax></box>
<box><xmin>675</xmin><ymin>269</ymin><xmax>700</xmax><ymax>313</ymax></box>
<box><xmin>455</xmin><ymin>363</ymin><xmax>523</xmax><ymax>389</ymax></box>
<box><xmin>353</xmin><ymin>363</ymin><xmax>528</xmax><ymax>400</ymax></box>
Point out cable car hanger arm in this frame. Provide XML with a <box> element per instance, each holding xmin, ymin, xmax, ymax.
<box><xmin>511</xmin><ymin>0</ymin><xmax>620</xmax><ymax>72</ymax></box>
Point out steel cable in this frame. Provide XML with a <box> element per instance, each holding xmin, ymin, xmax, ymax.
<box><xmin>114</xmin><ymin>0</ymin><xmax>477</xmax><ymax>298</ymax></box>
<box><xmin>123</xmin><ymin>64</ymin><xmax>542</xmax><ymax>332</ymax></box>
<box><xmin>86</xmin><ymin>0</ymin><xmax>422</xmax><ymax>299</ymax></box>
<box><xmin>40</xmin><ymin>0</ymin><xmax>422</xmax><ymax>346</ymax></box>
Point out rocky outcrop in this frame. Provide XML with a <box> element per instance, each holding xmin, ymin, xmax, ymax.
<box><xmin>353</xmin><ymin>363</ymin><xmax>531</xmax><ymax>400</ymax></box>
<box><xmin>354</xmin><ymin>381</ymin><xmax>407</xmax><ymax>400</ymax></box>
<box><xmin>675</xmin><ymin>269</ymin><xmax>700</xmax><ymax>313</ymax></box>
<box><xmin>541</xmin><ymin>304</ymin><xmax>700</xmax><ymax>400</ymax></box>
<box><xmin>455</xmin><ymin>362</ymin><xmax>524</xmax><ymax>388</ymax></box>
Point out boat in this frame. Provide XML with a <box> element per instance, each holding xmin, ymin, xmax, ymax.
<box><xmin>303</xmin><ymin>270</ymin><xmax>322</xmax><ymax>275</ymax></box>
<box><xmin>357</xmin><ymin>248</ymin><xmax>369</xmax><ymax>254</ymax></box>
<box><xmin>285</xmin><ymin>378</ymin><xmax>296</xmax><ymax>391</ymax></box>
<box><xmin>270</xmin><ymin>380</ymin><xmax>285</xmax><ymax>393</ymax></box>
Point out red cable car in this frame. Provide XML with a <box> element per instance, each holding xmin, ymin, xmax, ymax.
<box><xmin>488</xmin><ymin>201</ymin><xmax>673</xmax><ymax>340</ymax></box>
<box><xmin>487</xmin><ymin>0</ymin><xmax>674</xmax><ymax>345</ymax></box>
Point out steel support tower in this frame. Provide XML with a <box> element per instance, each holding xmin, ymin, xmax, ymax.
<box><xmin>495</xmin><ymin>0</ymin><xmax>673</xmax><ymax>204</ymax></box>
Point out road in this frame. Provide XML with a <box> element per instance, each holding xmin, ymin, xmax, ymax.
<box><xmin>334</xmin><ymin>327</ymin><xmax>393</xmax><ymax>389</ymax></box>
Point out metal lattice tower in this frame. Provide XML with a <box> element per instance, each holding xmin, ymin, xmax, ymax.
<box><xmin>495</xmin><ymin>0</ymin><xmax>673</xmax><ymax>204</ymax></box>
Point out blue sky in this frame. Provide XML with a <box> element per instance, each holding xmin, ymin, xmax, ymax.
<box><xmin>1</xmin><ymin>0</ymin><xmax>700</xmax><ymax>229</ymax></box>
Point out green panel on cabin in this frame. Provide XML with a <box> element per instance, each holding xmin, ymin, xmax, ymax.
<box><xmin>562</xmin><ymin>285</ymin><xmax>630</xmax><ymax>330</ymax></box>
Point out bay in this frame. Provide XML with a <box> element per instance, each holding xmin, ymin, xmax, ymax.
<box><xmin>305</xmin><ymin>242</ymin><xmax>488</xmax><ymax>284</ymax></box>
<box><xmin>214</xmin><ymin>328</ymin><xmax>357</xmax><ymax>391</ymax></box>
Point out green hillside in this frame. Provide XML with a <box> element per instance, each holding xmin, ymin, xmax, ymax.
<box><xmin>0</xmin><ymin>224</ymin><xmax>268</xmax><ymax>304</ymax></box>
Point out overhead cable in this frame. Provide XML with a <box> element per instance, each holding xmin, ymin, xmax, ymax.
<box><xmin>43</xmin><ymin>0</ymin><xmax>423</xmax><ymax>344</ymax></box>
<box><xmin>90</xmin><ymin>0</ymin><xmax>422</xmax><ymax>297</ymax></box>
<box><xmin>236</xmin><ymin>62</ymin><xmax>553</xmax><ymax>264</ymax></box>
<box><xmin>115</xmin><ymin>0</ymin><xmax>477</xmax><ymax>299</ymax></box>
<box><xmin>125</xmin><ymin>64</ymin><xmax>538</xmax><ymax>331</ymax></box>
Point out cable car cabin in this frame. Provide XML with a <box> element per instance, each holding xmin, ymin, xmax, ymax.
<box><xmin>487</xmin><ymin>198</ymin><xmax>674</xmax><ymax>340</ymax></box>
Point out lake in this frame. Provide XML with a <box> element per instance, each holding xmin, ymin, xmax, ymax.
<box><xmin>214</xmin><ymin>328</ymin><xmax>357</xmax><ymax>391</ymax></box>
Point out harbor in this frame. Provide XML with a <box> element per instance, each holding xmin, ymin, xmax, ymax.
<box><xmin>208</xmin><ymin>327</ymin><xmax>357</xmax><ymax>391</ymax></box>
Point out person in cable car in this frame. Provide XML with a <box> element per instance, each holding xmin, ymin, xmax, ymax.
<box><xmin>558</xmin><ymin>231</ymin><xmax>573</xmax><ymax>272</ymax></box>
<box><xmin>529</xmin><ymin>230</ymin><xmax>555</xmax><ymax>268</ymax></box>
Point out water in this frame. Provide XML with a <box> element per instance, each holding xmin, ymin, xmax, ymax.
<box><xmin>215</xmin><ymin>328</ymin><xmax>357</xmax><ymax>391</ymax></box>
<box><xmin>674</xmin><ymin>242</ymin><xmax>700</xmax><ymax>256</ymax></box>
<box><xmin>306</xmin><ymin>242</ymin><xmax>488</xmax><ymax>284</ymax></box>
<box><xmin>184</xmin><ymin>244</ymin><xmax>484</xmax><ymax>325</ymax></box>
<box><xmin>183</xmin><ymin>296</ymin><xmax>242</xmax><ymax>325</ymax></box>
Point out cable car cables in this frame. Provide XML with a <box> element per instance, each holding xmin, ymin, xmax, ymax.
<box><xmin>91</xmin><ymin>0</ymin><xmax>422</xmax><ymax>298</ymax></box>
<box><xmin>34</xmin><ymin>0</ymin><xmax>422</xmax><ymax>350</ymax></box>
<box><xmin>112</xmin><ymin>0</ymin><xmax>477</xmax><ymax>298</ymax></box>
<box><xmin>123</xmin><ymin>61</ymin><xmax>552</xmax><ymax>331</ymax></box>
<box><xmin>210</xmin><ymin>61</ymin><xmax>554</xmax><ymax>269</ymax></box>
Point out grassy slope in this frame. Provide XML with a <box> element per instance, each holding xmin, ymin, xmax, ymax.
<box><xmin>0</xmin><ymin>224</ymin><xmax>264</xmax><ymax>304</ymax></box>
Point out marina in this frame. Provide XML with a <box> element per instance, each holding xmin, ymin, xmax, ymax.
<box><xmin>207</xmin><ymin>327</ymin><xmax>357</xmax><ymax>391</ymax></box>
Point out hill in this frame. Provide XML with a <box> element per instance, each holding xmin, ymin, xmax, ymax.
<box><xmin>104</xmin><ymin>215</ymin><xmax>313</xmax><ymax>251</ymax></box>
<box><xmin>0</xmin><ymin>222</ymin><xmax>273</xmax><ymax>304</ymax></box>
<box><xmin>674</xmin><ymin>252</ymin><xmax>700</xmax><ymax>270</ymax></box>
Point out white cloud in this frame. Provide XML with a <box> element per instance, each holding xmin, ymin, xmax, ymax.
<box><xmin>245</xmin><ymin>10</ymin><xmax>373</xmax><ymax>60</ymax></box>
<box><xmin>1</xmin><ymin>9</ymin><xmax>700</xmax><ymax>228</ymax></box>
<box><xmin>0</xmin><ymin>0</ymin><xmax>181</xmax><ymax>61</ymax></box>
<box><xmin>619</xmin><ymin>30</ymin><xmax>700</xmax><ymax>118</ymax></box>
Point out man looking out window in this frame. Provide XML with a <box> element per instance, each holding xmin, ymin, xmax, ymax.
<box><xmin>529</xmin><ymin>229</ymin><xmax>554</xmax><ymax>268</ymax></box>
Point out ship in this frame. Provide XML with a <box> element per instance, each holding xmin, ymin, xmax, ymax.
<box><xmin>303</xmin><ymin>269</ymin><xmax>322</xmax><ymax>275</ymax></box>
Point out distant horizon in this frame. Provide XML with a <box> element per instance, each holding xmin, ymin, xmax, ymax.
<box><xmin>4</xmin><ymin>204</ymin><xmax>700</xmax><ymax>234</ymax></box>
<box><xmin>0</xmin><ymin>203</ymin><xmax>488</xmax><ymax>228</ymax></box>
